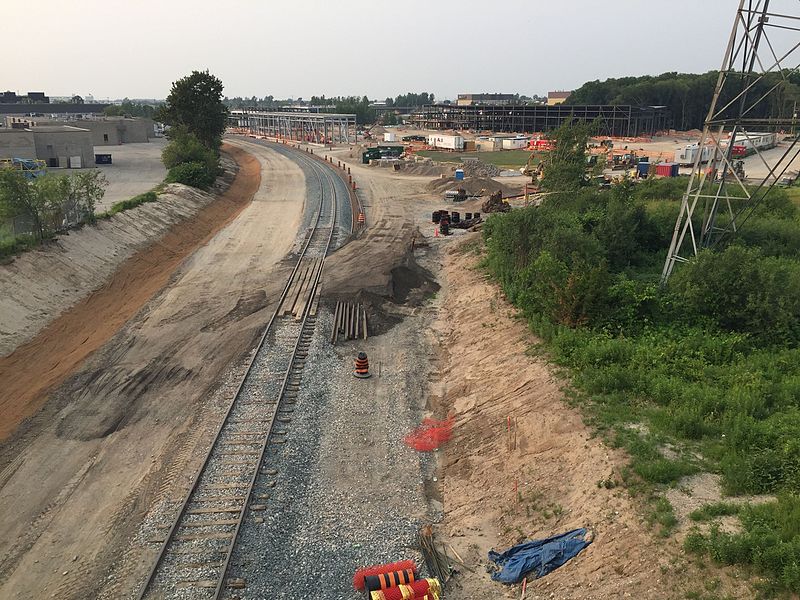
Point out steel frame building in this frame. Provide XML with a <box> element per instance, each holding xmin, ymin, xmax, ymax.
<box><xmin>409</xmin><ymin>104</ymin><xmax>671</xmax><ymax>137</ymax></box>
<box><xmin>230</xmin><ymin>110</ymin><xmax>356</xmax><ymax>144</ymax></box>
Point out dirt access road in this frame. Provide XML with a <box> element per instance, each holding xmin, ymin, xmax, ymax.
<box><xmin>0</xmin><ymin>139</ymin><xmax>306</xmax><ymax>599</ymax></box>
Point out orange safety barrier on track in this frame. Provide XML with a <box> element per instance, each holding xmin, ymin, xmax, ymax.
<box><xmin>370</xmin><ymin>578</ymin><xmax>442</xmax><ymax>600</ymax></box>
<box><xmin>364</xmin><ymin>568</ymin><xmax>416</xmax><ymax>592</ymax></box>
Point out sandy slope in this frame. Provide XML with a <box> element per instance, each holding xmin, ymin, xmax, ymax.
<box><xmin>0</xmin><ymin>141</ymin><xmax>306</xmax><ymax>599</ymax></box>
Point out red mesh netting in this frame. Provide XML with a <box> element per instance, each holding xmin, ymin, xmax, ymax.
<box><xmin>403</xmin><ymin>417</ymin><xmax>453</xmax><ymax>451</ymax></box>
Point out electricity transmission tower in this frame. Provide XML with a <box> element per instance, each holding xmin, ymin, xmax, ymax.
<box><xmin>662</xmin><ymin>0</ymin><xmax>800</xmax><ymax>281</ymax></box>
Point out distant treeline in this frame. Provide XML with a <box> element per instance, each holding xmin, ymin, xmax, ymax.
<box><xmin>104</xmin><ymin>100</ymin><xmax>159</xmax><ymax>118</ymax></box>
<box><xmin>224</xmin><ymin>92</ymin><xmax>439</xmax><ymax>124</ymax></box>
<box><xmin>225</xmin><ymin>96</ymin><xmax>290</xmax><ymax>110</ymax></box>
<box><xmin>567</xmin><ymin>71</ymin><xmax>800</xmax><ymax>131</ymax></box>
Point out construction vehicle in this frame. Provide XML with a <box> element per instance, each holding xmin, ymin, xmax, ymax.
<box><xmin>608</xmin><ymin>150</ymin><xmax>637</xmax><ymax>170</ymax></box>
<box><xmin>444</xmin><ymin>188</ymin><xmax>467</xmax><ymax>202</ymax></box>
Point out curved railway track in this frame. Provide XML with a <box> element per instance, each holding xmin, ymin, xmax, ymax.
<box><xmin>136</xmin><ymin>143</ymin><xmax>347</xmax><ymax>600</ymax></box>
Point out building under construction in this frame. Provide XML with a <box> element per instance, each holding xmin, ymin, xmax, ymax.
<box><xmin>230</xmin><ymin>110</ymin><xmax>357</xmax><ymax>144</ymax></box>
<box><xmin>410</xmin><ymin>104</ymin><xmax>671</xmax><ymax>137</ymax></box>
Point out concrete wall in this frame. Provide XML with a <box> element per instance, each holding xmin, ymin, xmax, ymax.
<box><xmin>75</xmin><ymin>119</ymin><xmax>153</xmax><ymax>145</ymax></box>
<box><xmin>0</xmin><ymin>130</ymin><xmax>37</xmax><ymax>159</ymax></box>
<box><xmin>32</xmin><ymin>127</ymin><xmax>94</xmax><ymax>168</ymax></box>
<box><xmin>3</xmin><ymin>117</ymin><xmax>155</xmax><ymax>145</ymax></box>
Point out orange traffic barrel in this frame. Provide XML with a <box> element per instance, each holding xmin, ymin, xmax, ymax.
<box><xmin>364</xmin><ymin>569</ymin><xmax>416</xmax><ymax>592</ymax></box>
<box><xmin>354</xmin><ymin>351</ymin><xmax>370</xmax><ymax>378</ymax></box>
<box><xmin>358</xmin><ymin>213</ymin><xmax>365</xmax><ymax>224</ymax></box>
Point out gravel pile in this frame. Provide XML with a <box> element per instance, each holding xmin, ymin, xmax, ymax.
<box><xmin>460</xmin><ymin>160</ymin><xmax>501</xmax><ymax>178</ymax></box>
<box><xmin>226</xmin><ymin>307</ymin><xmax>434</xmax><ymax>599</ymax></box>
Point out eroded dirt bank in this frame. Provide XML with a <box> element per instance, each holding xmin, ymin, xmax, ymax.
<box><xmin>431</xmin><ymin>234</ymin><xmax>752</xmax><ymax>600</ymax></box>
<box><xmin>0</xmin><ymin>145</ymin><xmax>256</xmax><ymax>440</ymax></box>
<box><xmin>0</xmin><ymin>141</ymin><xmax>306</xmax><ymax>599</ymax></box>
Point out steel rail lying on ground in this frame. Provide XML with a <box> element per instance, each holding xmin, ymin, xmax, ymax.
<box><xmin>136</xmin><ymin>141</ymin><xmax>342</xmax><ymax>600</ymax></box>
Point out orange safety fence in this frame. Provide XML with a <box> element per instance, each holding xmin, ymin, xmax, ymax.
<box><xmin>403</xmin><ymin>416</ymin><xmax>454</xmax><ymax>452</ymax></box>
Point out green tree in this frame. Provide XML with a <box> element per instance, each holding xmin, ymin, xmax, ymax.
<box><xmin>158</xmin><ymin>70</ymin><xmax>228</xmax><ymax>150</ymax></box>
<box><xmin>65</xmin><ymin>170</ymin><xmax>106</xmax><ymax>223</ymax></box>
<box><xmin>0</xmin><ymin>171</ymin><xmax>60</xmax><ymax>240</ymax></box>
<box><xmin>540</xmin><ymin>120</ymin><xmax>593</xmax><ymax>191</ymax></box>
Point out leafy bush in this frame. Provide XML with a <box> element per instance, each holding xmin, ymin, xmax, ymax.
<box><xmin>166</xmin><ymin>162</ymin><xmax>216</xmax><ymax>189</ymax></box>
<box><xmin>670</xmin><ymin>245</ymin><xmax>800</xmax><ymax>345</ymax></box>
<box><xmin>0</xmin><ymin>234</ymin><xmax>40</xmax><ymax>257</ymax></box>
<box><xmin>161</xmin><ymin>128</ymin><xmax>218</xmax><ymax>173</ymax></box>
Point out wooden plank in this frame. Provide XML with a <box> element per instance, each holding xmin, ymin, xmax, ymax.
<box><xmin>187</xmin><ymin>507</ymin><xmax>241</xmax><ymax>515</ymax></box>
<box><xmin>175</xmin><ymin>531</ymin><xmax>235</xmax><ymax>540</ymax></box>
<box><xmin>182</xmin><ymin>519</ymin><xmax>239</xmax><ymax>528</ymax></box>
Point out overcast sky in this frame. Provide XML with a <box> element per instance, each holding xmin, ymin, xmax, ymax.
<box><xmin>7</xmin><ymin>0</ymin><xmax>741</xmax><ymax>101</ymax></box>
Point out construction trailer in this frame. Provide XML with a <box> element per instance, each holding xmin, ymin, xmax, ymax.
<box><xmin>674</xmin><ymin>143</ymin><xmax>719</xmax><ymax>166</ymax></box>
<box><xmin>502</xmin><ymin>136</ymin><xmax>529</xmax><ymax>150</ymax></box>
<box><xmin>427</xmin><ymin>134</ymin><xmax>464</xmax><ymax>150</ymax></box>
<box><xmin>230</xmin><ymin>110</ymin><xmax>356</xmax><ymax>144</ymax></box>
<box><xmin>411</xmin><ymin>104</ymin><xmax>671</xmax><ymax>137</ymax></box>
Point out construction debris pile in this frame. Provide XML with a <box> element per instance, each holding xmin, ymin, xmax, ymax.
<box><xmin>353</xmin><ymin>560</ymin><xmax>442</xmax><ymax>600</ymax></box>
<box><xmin>432</xmin><ymin>210</ymin><xmax>482</xmax><ymax>235</ymax></box>
<box><xmin>481</xmin><ymin>190</ymin><xmax>511</xmax><ymax>213</ymax></box>
<box><xmin>459</xmin><ymin>159</ymin><xmax>502</xmax><ymax>178</ymax></box>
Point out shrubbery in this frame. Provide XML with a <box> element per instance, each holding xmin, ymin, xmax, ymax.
<box><xmin>481</xmin><ymin>121</ymin><xmax>800</xmax><ymax>592</ymax></box>
<box><xmin>165</xmin><ymin>161</ymin><xmax>217</xmax><ymax>189</ymax></box>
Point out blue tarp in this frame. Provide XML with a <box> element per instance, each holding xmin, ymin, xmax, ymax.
<box><xmin>488</xmin><ymin>528</ymin><xmax>592</xmax><ymax>584</ymax></box>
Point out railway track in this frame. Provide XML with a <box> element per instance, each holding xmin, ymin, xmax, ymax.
<box><xmin>136</xmin><ymin>144</ymin><xmax>346</xmax><ymax>600</ymax></box>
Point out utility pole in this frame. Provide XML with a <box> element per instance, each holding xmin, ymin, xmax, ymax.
<box><xmin>662</xmin><ymin>0</ymin><xmax>800</xmax><ymax>282</ymax></box>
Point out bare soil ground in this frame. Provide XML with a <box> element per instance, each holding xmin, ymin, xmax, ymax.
<box><xmin>0</xmin><ymin>140</ymin><xmax>306</xmax><ymax>599</ymax></box>
<box><xmin>428</xmin><ymin>234</ymin><xmax>756</xmax><ymax>599</ymax></box>
<box><xmin>0</xmin><ymin>146</ymin><xmax>253</xmax><ymax>440</ymax></box>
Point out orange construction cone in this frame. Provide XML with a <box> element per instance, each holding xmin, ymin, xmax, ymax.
<box><xmin>353</xmin><ymin>352</ymin><xmax>371</xmax><ymax>378</ymax></box>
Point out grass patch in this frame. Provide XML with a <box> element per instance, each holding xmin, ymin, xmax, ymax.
<box><xmin>108</xmin><ymin>191</ymin><xmax>158</xmax><ymax>215</ymax></box>
<box><xmin>685</xmin><ymin>495</ymin><xmax>800</xmax><ymax>594</ymax></box>
<box><xmin>417</xmin><ymin>149</ymin><xmax>533</xmax><ymax>169</ymax></box>
<box><xmin>689</xmin><ymin>502</ymin><xmax>742</xmax><ymax>522</ymax></box>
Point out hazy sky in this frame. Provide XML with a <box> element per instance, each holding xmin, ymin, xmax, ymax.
<box><xmin>7</xmin><ymin>0</ymin><xmax>740</xmax><ymax>101</ymax></box>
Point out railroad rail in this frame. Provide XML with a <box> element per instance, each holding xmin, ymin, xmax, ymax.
<box><xmin>136</xmin><ymin>143</ymin><xmax>345</xmax><ymax>599</ymax></box>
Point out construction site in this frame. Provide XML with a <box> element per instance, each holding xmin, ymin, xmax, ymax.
<box><xmin>1</xmin><ymin>1</ymin><xmax>800</xmax><ymax>599</ymax></box>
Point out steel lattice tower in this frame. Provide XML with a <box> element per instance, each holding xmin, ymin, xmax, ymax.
<box><xmin>662</xmin><ymin>0</ymin><xmax>800</xmax><ymax>281</ymax></box>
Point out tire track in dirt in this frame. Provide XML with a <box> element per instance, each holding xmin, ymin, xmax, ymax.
<box><xmin>0</xmin><ymin>145</ymin><xmax>260</xmax><ymax>441</ymax></box>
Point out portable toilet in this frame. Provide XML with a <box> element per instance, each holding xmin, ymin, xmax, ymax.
<box><xmin>454</xmin><ymin>168</ymin><xmax>465</xmax><ymax>181</ymax></box>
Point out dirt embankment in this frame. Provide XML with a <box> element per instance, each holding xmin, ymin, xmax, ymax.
<box><xmin>432</xmin><ymin>234</ymin><xmax>752</xmax><ymax>600</ymax></box>
<box><xmin>0</xmin><ymin>145</ymin><xmax>260</xmax><ymax>440</ymax></box>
